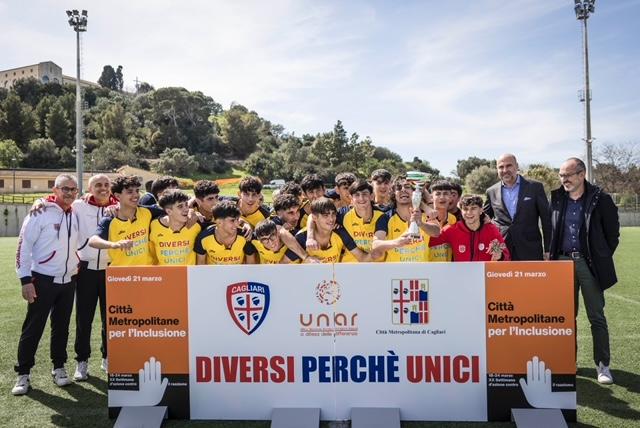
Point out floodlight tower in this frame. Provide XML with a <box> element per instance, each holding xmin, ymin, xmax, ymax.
<box><xmin>66</xmin><ymin>9</ymin><xmax>88</xmax><ymax>194</ymax></box>
<box><xmin>574</xmin><ymin>0</ymin><xmax>595</xmax><ymax>182</ymax></box>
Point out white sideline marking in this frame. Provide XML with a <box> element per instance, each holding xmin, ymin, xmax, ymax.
<box><xmin>607</xmin><ymin>292</ymin><xmax>640</xmax><ymax>305</ymax></box>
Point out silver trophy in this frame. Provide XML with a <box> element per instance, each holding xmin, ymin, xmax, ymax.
<box><xmin>406</xmin><ymin>171</ymin><xmax>428</xmax><ymax>238</ymax></box>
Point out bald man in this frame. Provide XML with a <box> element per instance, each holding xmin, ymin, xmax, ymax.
<box><xmin>483</xmin><ymin>153</ymin><xmax>551</xmax><ymax>260</ymax></box>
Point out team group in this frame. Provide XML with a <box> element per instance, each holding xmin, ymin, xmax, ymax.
<box><xmin>11</xmin><ymin>153</ymin><xmax>620</xmax><ymax>395</ymax></box>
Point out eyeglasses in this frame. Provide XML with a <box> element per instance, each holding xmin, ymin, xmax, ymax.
<box><xmin>394</xmin><ymin>184</ymin><xmax>415</xmax><ymax>191</ymax></box>
<box><xmin>258</xmin><ymin>234</ymin><xmax>278</xmax><ymax>244</ymax></box>
<box><xmin>558</xmin><ymin>170</ymin><xmax>584</xmax><ymax>179</ymax></box>
<box><xmin>58</xmin><ymin>186</ymin><xmax>78</xmax><ymax>193</ymax></box>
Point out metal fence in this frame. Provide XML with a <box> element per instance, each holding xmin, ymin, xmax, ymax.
<box><xmin>612</xmin><ymin>194</ymin><xmax>639</xmax><ymax>211</ymax></box>
<box><xmin>0</xmin><ymin>194</ymin><xmax>42</xmax><ymax>204</ymax></box>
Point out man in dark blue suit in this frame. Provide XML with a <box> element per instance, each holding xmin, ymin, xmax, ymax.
<box><xmin>483</xmin><ymin>154</ymin><xmax>551</xmax><ymax>261</ymax></box>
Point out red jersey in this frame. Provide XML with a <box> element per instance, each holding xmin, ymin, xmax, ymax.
<box><xmin>429</xmin><ymin>221</ymin><xmax>511</xmax><ymax>262</ymax></box>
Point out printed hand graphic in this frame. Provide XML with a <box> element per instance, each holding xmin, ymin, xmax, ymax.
<box><xmin>108</xmin><ymin>356</ymin><xmax>169</xmax><ymax>407</ymax></box>
<box><xmin>519</xmin><ymin>356</ymin><xmax>576</xmax><ymax>409</ymax></box>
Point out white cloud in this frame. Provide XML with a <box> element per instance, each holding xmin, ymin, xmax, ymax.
<box><xmin>1</xmin><ymin>0</ymin><xmax>637</xmax><ymax>175</ymax></box>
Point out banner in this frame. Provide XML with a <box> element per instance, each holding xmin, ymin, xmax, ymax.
<box><xmin>106</xmin><ymin>261</ymin><xmax>575</xmax><ymax>422</ymax></box>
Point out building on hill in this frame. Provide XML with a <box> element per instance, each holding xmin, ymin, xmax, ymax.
<box><xmin>0</xmin><ymin>168</ymin><xmax>120</xmax><ymax>194</ymax></box>
<box><xmin>115</xmin><ymin>165</ymin><xmax>162</xmax><ymax>185</ymax></box>
<box><xmin>1</xmin><ymin>61</ymin><xmax>99</xmax><ymax>90</ymax></box>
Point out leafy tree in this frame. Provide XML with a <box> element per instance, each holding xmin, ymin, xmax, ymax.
<box><xmin>0</xmin><ymin>87</ymin><xmax>8</xmax><ymax>102</ymax></box>
<box><xmin>524</xmin><ymin>165</ymin><xmax>560</xmax><ymax>196</ymax></box>
<box><xmin>465</xmin><ymin>165</ymin><xmax>499</xmax><ymax>194</ymax></box>
<box><xmin>0</xmin><ymin>139</ymin><xmax>24</xmax><ymax>167</ymax></box>
<box><xmin>98</xmin><ymin>65</ymin><xmax>118</xmax><ymax>91</ymax></box>
<box><xmin>197</xmin><ymin>152</ymin><xmax>229</xmax><ymax>174</ymax></box>
<box><xmin>90</xmin><ymin>138</ymin><xmax>140</xmax><ymax>170</ymax></box>
<box><xmin>372</xmin><ymin>146</ymin><xmax>403</xmax><ymax>163</ymax></box>
<box><xmin>45</xmin><ymin>102</ymin><xmax>72</xmax><ymax>148</ymax></box>
<box><xmin>40</xmin><ymin>82</ymin><xmax>65</xmax><ymax>98</ymax></box>
<box><xmin>137</xmin><ymin>82</ymin><xmax>154</xmax><ymax>94</ymax></box>
<box><xmin>455</xmin><ymin>156</ymin><xmax>493</xmax><ymax>182</ymax></box>
<box><xmin>12</xmin><ymin>77</ymin><xmax>43</xmax><ymax>107</ymax></box>
<box><xmin>152</xmin><ymin>148</ymin><xmax>199</xmax><ymax>176</ymax></box>
<box><xmin>99</xmin><ymin>103</ymin><xmax>128</xmax><ymax>142</ymax></box>
<box><xmin>115</xmin><ymin>65</ymin><xmax>124</xmax><ymax>91</ymax></box>
<box><xmin>0</xmin><ymin>94</ymin><xmax>37</xmax><ymax>151</ymax></box>
<box><xmin>149</xmin><ymin>88</ymin><xmax>219</xmax><ymax>155</ymax></box>
<box><xmin>34</xmin><ymin>95</ymin><xmax>56</xmax><ymax>137</ymax></box>
<box><xmin>57</xmin><ymin>146</ymin><xmax>75</xmax><ymax>168</ymax></box>
<box><xmin>312</xmin><ymin>120</ymin><xmax>349</xmax><ymax>167</ymax></box>
<box><xmin>216</xmin><ymin>104</ymin><xmax>261</xmax><ymax>158</ymax></box>
<box><xmin>594</xmin><ymin>142</ymin><xmax>639</xmax><ymax>194</ymax></box>
<box><xmin>23</xmin><ymin>138</ymin><xmax>59</xmax><ymax>168</ymax></box>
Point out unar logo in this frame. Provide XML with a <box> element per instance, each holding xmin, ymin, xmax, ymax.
<box><xmin>226</xmin><ymin>282</ymin><xmax>270</xmax><ymax>335</ymax></box>
<box><xmin>315</xmin><ymin>280</ymin><xmax>341</xmax><ymax>305</ymax></box>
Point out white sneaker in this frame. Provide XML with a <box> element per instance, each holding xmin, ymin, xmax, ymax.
<box><xmin>73</xmin><ymin>361</ymin><xmax>89</xmax><ymax>381</ymax></box>
<box><xmin>597</xmin><ymin>362</ymin><xmax>613</xmax><ymax>385</ymax></box>
<box><xmin>11</xmin><ymin>375</ymin><xmax>30</xmax><ymax>395</ymax></box>
<box><xmin>51</xmin><ymin>367</ymin><xmax>72</xmax><ymax>387</ymax></box>
<box><xmin>101</xmin><ymin>358</ymin><xmax>108</xmax><ymax>373</ymax></box>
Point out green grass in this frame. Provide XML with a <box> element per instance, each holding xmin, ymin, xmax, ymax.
<box><xmin>1</xmin><ymin>230</ymin><xmax>639</xmax><ymax>427</ymax></box>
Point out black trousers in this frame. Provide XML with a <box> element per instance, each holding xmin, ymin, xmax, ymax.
<box><xmin>15</xmin><ymin>272</ymin><xmax>76</xmax><ymax>375</ymax></box>
<box><xmin>74</xmin><ymin>263</ymin><xmax>107</xmax><ymax>362</ymax></box>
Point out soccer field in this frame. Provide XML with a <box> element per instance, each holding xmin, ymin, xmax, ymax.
<box><xmin>0</xmin><ymin>230</ymin><xmax>638</xmax><ymax>428</ymax></box>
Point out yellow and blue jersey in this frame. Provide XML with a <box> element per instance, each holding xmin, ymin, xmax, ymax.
<box><xmin>286</xmin><ymin>227</ymin><xmax>357</xmax><ymax>264</ymax></box>
<box><xmin>96</xmin><ymin>206</ymin><xmax>163</xmax><ymax>266</ymax></box>
<box><xmin>252</xmin><ymin>238</ymin><xmax>288</xmax><ymax>264</ymax></box>
<box><xmin>338</xmin><ymin>206</ymin><xmax>388</xmax><ymax>262</ymax></box>
<box><xmin>149</xmin><ymin>219</ymin><xmax>202</xmax><ymax>265</ymax></box>
<box><xmin>384</xmin><ymin>208</ymin><xmax>430</xmax><ymax>262</ymax></box>
<box><xmin>194</xmin><ymin>226</ymin><xmax>256</xmax><ymax>264</ymax></box>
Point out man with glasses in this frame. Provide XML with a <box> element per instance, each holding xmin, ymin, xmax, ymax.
<box><xmin>549</xmin><ymin>157</ymin><xmax>620</xmax><ymax>385</ymax></box>
<box><xmin>12</xmin><ymin>174</ymin><xmax>80</xmax><ymax>395</ymax></box>
<box><xmin>484</xmin><ymin>153</ymin><xmax>551</xmax><ymax>261</ymax></box>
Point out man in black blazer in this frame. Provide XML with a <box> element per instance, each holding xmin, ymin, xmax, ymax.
<box><xmin>483</xmin><ymin>154</ymin><xmax>551</xmax><ymax>260</ymax></box>
<box><xmin>549</xmin><ymin>157</ymin><xmax>619</xmax><ymax>384</ymax></box>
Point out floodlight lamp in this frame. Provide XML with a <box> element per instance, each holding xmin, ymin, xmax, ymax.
<box><xmin>82</xmin><ymin>10</ymin><xmax>87</xmax><ymax>16</ymax></box>
<box><xmin>72</xmin><ymin>9</ymin><xmax>78</xmax><ymax>15</ymax></box>
<box><xmin>66</xmin><ymin>10</ymin><xmax>72</xmax><ymax>17</ymax></box>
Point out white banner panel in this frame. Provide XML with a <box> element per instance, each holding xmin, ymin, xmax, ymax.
<box><xmin>188</xmin><ymin>262</ymin><xmax>486</xmax><ymax>421</ymax></box>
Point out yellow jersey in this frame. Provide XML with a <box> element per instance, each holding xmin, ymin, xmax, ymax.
<box><xmin>338</xmin><ymin>206</ymin><xmax>388</xmax><ymax>262</ymax></box>
<box><xmin>428</xmin><ymin>212</ymin><xmax>457</xmax><ymax>262</ymax></box>
<box><xmin>384</xmin><ymin>209</ymin><xmax>430</xmax><ymax>262</ymax></box>
<box><xmin>149</xmin><ymin>219</ymin><xmax>202</xmax><ymax>265</ymax></box>
<box><xmin>252</xmin><ymin>239</ymin><xmax>288</xmax><ymax>264</ymax></box>
<box><xmin>96</xmin><ymin>206</ymin><xmax>162</xmax><ymax>266</ymax></box>
<box><xmin>194</xmin><ymin>226</ymin><xmax>256</xmax><ymax>264</ymax></box>
<box><xmin>286</xmin><ymin>228</ymin><xmax>357</xmax><ymax>264</ymax></box>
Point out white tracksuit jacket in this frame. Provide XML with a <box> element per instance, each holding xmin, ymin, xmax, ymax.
<box><xmin>16</xmin><ymin>200</ymin><xmax>79</xmax><ymax>285</ymax></box>
<box><xmin>72</xmin><ymin>198</ymin><xmax>113</xmax><ymax>270</ymax></box>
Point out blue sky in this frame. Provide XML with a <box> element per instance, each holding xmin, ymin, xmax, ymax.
<box><xmin>1</xmin><ymin>0</ymin><xmax>638</xmax><ymax>175</ymax></box>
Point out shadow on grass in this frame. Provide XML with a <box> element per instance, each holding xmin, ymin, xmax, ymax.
<box><xmin>86</xmin><ymin>375</ymin><xmax>108</xmax><ymax>394</ymax></box>
<box><xmin>577</xmin><ymin>367</ymin><xmax>640</xmax><ymax>421</ymax></box>
<box><xmin>28</xmin><ymin>381</ymin><xmax>109</xmax><ymax>428</ymax></box>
